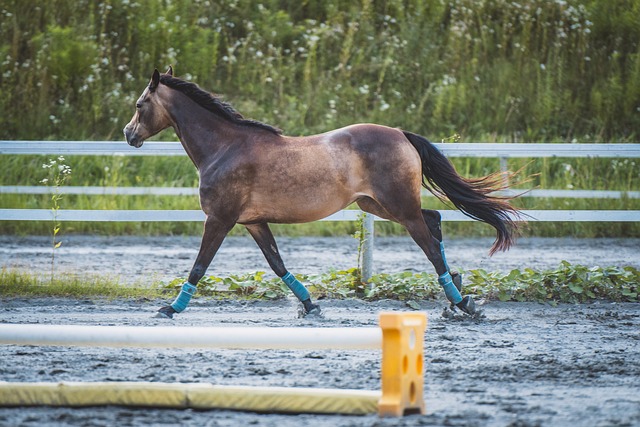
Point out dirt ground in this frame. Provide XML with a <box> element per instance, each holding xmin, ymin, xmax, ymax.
<box><xmin>1</xmin><ymin>236</ymin><xmax>639</xmax><ymax>427</ymax></box>
<box><xmin>1</xmin><ymin>235</ymin><xmax>639</xmax><ymax>283</ymax></box>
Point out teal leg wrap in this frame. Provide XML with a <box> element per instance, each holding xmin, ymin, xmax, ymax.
<box><xmin>170</xmin><ymin>282</ymin><xmax>197</xmax><ymax>313</ymax></box>
<box><xmin>282</xmin><ymin>272</ymin><xmax>311</xmax><ymax>302</ymax></box>
<box><xmin>439</xmin><ymin>272</ymin><xmax>462</xmax><ymax>304</ymax></box>
<box><xmin>440</xmin><ymin>241</ymin><xmax>450</xmax><ymax>272</ymax></box>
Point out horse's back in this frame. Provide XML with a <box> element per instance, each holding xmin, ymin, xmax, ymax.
<box><xmin>311</xmin><ymin>123</ymin><xmax>406</xmax><ymax>146</ymax></box>
<box><xmin>319</xmin><ymin>123</ymin><xmax>421</xmax><ymax>171</ymax></box>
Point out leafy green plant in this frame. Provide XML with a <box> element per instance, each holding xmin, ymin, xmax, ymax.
<box><xmin>160</xmin><ymin>262</ymin><xmax>639</xmax><ymax>305</ymax></box>
<box><xmin>465</xmin><ymin>262</ymin><xmax>640</xmax><ymax>304</ymax></box>
<box><xmin>40</xmin><ymin>156</ymin><xmax>72</xmax><ymax>282</ymax></box>
<box><xmin>164</xmin><ymin>271</ymin><xmax>288</xmax><ymax>300</ymax></box>
<box><xmin>3</xmin><ymin>262</ymin><xmax>638</xmax><ymax>304</ymax></box>
<box><xmin>306</xmin><ymin>268</ymin><xmax>365</xmax><ymax>299</ymax></box>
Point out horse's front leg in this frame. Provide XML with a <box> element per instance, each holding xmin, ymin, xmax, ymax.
<box><xmin>157</xmin><ymin>216</ymin><xmax>234</xmax><ymax>319</ymax></box>
<box><xmin>245</xmin><ymin>223</ymin><xmax>321</xmax><ymax>316</ymax></box>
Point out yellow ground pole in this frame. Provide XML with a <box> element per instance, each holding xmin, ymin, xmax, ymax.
<box><xmin>0</xmin><ymin>311</ymin><xmax>427</xmax><ymax>416</ymax></box>
<box><xmin>0</xmin><ymin>382</ymin><xmax>380</xmax><ymax>415</ymax></box>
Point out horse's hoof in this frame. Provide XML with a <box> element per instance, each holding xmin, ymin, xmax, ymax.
<box><xmin>298</xmin><ymin>303</ymin><xmax>322</xmax><ymax>318</ymax></box>
<box><xmin>155</xmin><ymin>306</ymin><xmax>176</xmax><ymax>319</ymax></box>
<box><xmin>306</xmin><ymin>304</ymin><xmax>322</xmax><ymax>316</ymax></box>
<box><xmin>451</xmin><ymin>271</ymin><xmax>462</xmax><ymax>292</ymax></box>
<box><xmin>455</xmin><ymin>296</ymin><xmax>476</xmax><ymax>315</ymax></box>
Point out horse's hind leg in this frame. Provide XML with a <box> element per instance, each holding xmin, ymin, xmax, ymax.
<box><xmin>403</xmin><ymin>214</ymin><xmax>475</xmax><ymax>314</ymax></box>
<box><xmin>422</xmin><ymin>209</ymin><xmax>462</xmax><ymax>292</ymax></box>
<box><xmin>245</xmin><ymin>223</ymin><xmax>321</xmax><ymax>316</ymax></box>
<box><xmin>357</xmin><ymin>198</ymin><xmax>474</xmax><ymax>314</ymax></box>
<box><xmin>157</xmin><ymin>216</ymin><xmax>234</xmax><ymax>319</ymax></box>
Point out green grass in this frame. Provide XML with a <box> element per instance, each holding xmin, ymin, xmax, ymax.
<box><xmin>0</xmin><ymin>268</ymin><xmax>167</xmax><ymax>299</ymax></box>
<box><xmin>2</xmin><ymin>263</ymin><xmax>638</xmax><ymax>305</ymax></box>
<box><xmin>1</xmin><ymin>153</ymin><xmax>637</xmax><ymax>237</ymax></box>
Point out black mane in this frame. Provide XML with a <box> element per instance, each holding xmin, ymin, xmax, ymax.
<box><xmin>158</xmin><ymin>74</ymin><xmax>282</xmax><ymax>135</ymax></box>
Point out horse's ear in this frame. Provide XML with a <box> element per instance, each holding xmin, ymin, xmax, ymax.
<box><xmin>166</xmin><ymin>65</ymin><xmax>173</xmax><ymax>76</ymax></box>
<box><xmin>149</xmin><ymin>69</ymin><xmax>160</xmax><ymax>91</ymax></box>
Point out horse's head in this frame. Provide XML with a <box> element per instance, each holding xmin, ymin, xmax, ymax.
<box><xmin>123</xmin><ymin>66</ymin><xmax>174</xmax><ymax>148</ymax></box>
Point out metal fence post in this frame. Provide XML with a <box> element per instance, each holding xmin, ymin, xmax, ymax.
<box><xmin>362</xmin><ymin>212</ymin><xmax>375</xmax><ymax>282</ymax></box>
<box><xmin>500</xmin><ymin>156</ymin><xmax>509</xmax><ymax>188</ymax></box>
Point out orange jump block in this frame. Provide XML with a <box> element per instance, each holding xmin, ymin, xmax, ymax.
<box><xmin>379</xmin><ymin>312</ymin><xmax>427</xmax><ymax>416</ymax></box>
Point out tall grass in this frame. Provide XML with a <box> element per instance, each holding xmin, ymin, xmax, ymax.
<box><xmin>0</xmin><ymin>0</ymin><xmax>638</xmax><ymax>237</ymax></box>
<box><xmin>1</xmin><ymin>0</ymin><xmax>638</xmax><ymax>140</ymax></box>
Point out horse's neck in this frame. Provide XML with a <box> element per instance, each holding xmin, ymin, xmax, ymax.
<box><xmin>165</xmin><ymin>98</ymin><xmax>237</xmax><ymax>169</ymax></box>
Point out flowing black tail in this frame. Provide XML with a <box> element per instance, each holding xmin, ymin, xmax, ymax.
<box><xmin>403</xmin><ymin>131</ymin><xmax>523</xmax><ymax>255</ymax></box>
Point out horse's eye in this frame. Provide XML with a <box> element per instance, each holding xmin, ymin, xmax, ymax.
<box><xmin>136</xmin><ymin>103</ymin><xmax>142</xmax><ymax>110</ymax></box>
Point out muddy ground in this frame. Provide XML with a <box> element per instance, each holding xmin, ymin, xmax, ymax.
<box><xmin>1</xmin><ymin>235</ymin><xmax>639</xmax><ymax>283</ymax></box>
<box><xmin>1</xmin><ymin>236</ymin><xmax>639</xmax><ymax>427</ymax></box>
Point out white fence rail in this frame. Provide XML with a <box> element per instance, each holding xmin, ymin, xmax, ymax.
<box><xmin>1</xmin><ymin>209</ymin><xmax>639</xmax><ymax>223</ymax></box>
<box><xmin>2</xmin><ymin>140</ymin><xmax>639</xmax><ymax>157</ymax></box>
<box><xmin>1</xmin><ymin>185</ymin><xmax>639</xmax><ymax>200</ymax></box>
<box><xmin>1</xmin><ymin>141</ymin><xmax>639</xmax><ymax>224</ymax></box>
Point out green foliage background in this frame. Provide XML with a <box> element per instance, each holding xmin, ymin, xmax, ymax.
<box><xmin>1</xmin><ymin>0</ymin><xmax>639</xmax><ymax>141</ymax></box>
<box><xmin>0</xmin><ymin>0</ymin><xmax>638</xmax><ymax>238</ymax></box>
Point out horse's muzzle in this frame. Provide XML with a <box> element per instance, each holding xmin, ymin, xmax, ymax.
<box><xmin>123</xmin><ymin>125</ymin><xmax>143</xmax><ymax>148</ymax></box>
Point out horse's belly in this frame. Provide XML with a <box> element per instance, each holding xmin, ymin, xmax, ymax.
<box><xmin>237</xmin><ymin>190</ymin><xmax>354</xmax><ymax>224</ymax></box>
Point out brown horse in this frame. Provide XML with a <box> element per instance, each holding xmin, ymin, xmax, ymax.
<box><xmin>124</xmin><ymin>67</ymin><xmax>521</xmax><ymax>318</ymax></box>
